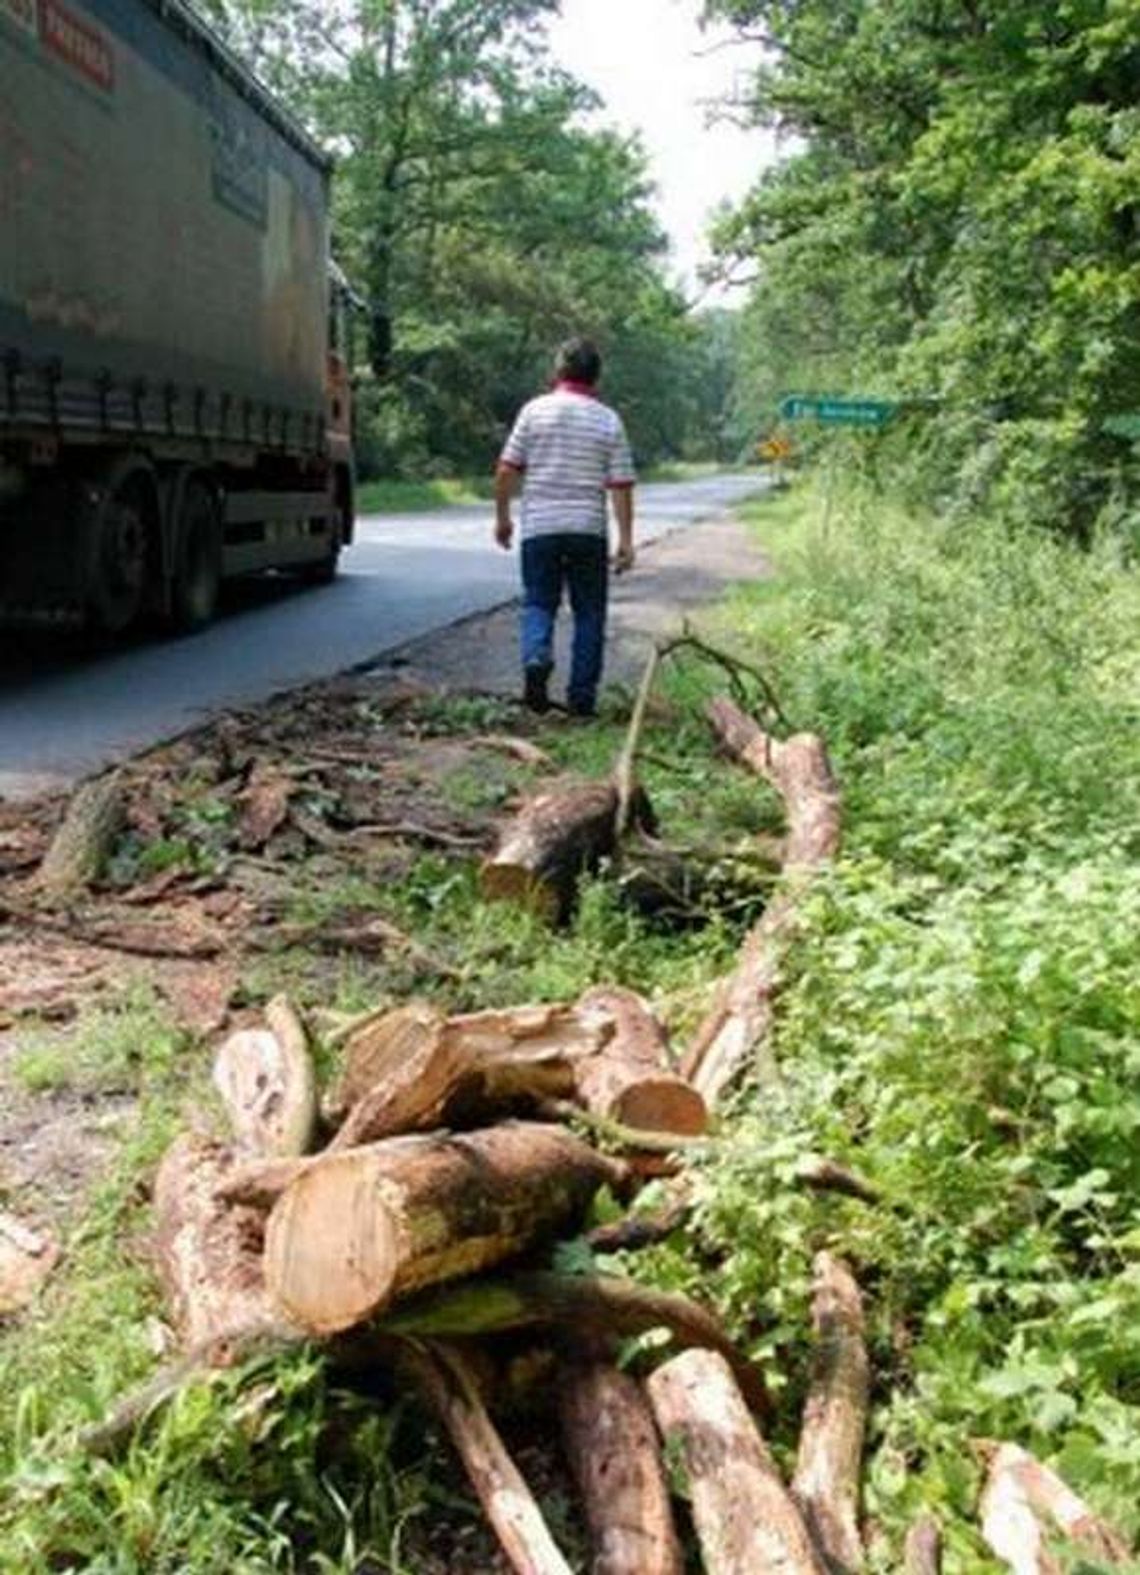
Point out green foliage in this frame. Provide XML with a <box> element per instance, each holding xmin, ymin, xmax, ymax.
<box><xmin>706</xmin><ymin>0</ymin><xmax>1140</xmax><ymax>535</ymax></box>
<box><xmin>646</xmin><ymin>483</ymin><xmax>1140</xmax><ymax>1564</ymax></box>
<box><xmin>208</xmin><ymin>0</ymin><xmax>721</xmax><ymax>476</ymax></box>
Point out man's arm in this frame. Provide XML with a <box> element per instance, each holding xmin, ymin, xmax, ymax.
<box><xmin>610</xmin><ymin>483</ymin><xmax>635</xmax><ymax>573</ymax></box>
<box><xmin>494</xmin><ymin>463</ymin><xmax>521</xmax><ymax>549</ymax></box>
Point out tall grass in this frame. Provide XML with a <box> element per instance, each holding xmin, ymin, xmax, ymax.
<box><xmin>655</xmin><ymin>483</ymin><xmax>1140</xmax><ymax>1567</ymax></box>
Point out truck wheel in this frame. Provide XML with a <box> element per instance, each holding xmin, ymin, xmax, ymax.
<box><xmin>297</xmin><ymin>515</ymin><xmax>342</xmax><ymax>585</ymax></box>
<box><xmin>87</xmin><ymin>467</ymin><xmax>153</xmax><ymax>635</ymax></box>
<box><xmin>170</xmin><ymin>478</ymin><xmax>222</xmax><ymax>632</ymax></box>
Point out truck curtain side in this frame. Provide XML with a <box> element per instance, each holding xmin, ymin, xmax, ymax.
<box><xmin>0</xmin><ymin>0</ymin><xmax>354</xmax><ymax>633</ymax></box>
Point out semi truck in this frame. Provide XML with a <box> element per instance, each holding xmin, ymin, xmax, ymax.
<box><xmin>0</xmin><ymin>0</ymin><xmax>356</xmax><ymax>634</ymax></box>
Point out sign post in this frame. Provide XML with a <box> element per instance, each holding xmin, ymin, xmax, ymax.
<box><xmin>777</xmin><ymin>395</ymin><xmax>898</xmax><ymax>537</ymax></box>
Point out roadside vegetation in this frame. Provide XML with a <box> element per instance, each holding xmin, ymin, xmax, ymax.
<box><xmin>1</xmin><ymin>476</ymin><xmax>1136</xmax><ymax>1570</ymax></box>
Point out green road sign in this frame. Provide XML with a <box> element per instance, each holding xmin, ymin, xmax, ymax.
<box><xmin>779</xmin><ymin>396</ymin><xmax>897</xmax><ymax>427</ymax></box>
<box><xmin>1102</xmin><ymin>412</ymin><xmax>1140</xmax><ymax>440</ymax></box>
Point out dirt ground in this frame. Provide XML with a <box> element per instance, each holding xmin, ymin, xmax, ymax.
<box><xmin>0</xmin><ymin>513</ymin><xmax>767</xmax><ymax>1235</ymax></box>
<box><xmin>391</xmin><ymin>511</ymin><xmax>770</xmax><ymax>699</ymax></box>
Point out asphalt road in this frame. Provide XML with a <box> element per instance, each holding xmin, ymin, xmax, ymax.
<box><xmin>0</xmin><ymin>473</ymin><xmax>763</xmax><ymax>798</ymax></box>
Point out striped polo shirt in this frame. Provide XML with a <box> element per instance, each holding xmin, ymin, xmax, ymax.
<box><xmin>499</xmin><ymin>380</ymin><xmax>635</xmax><ymax>538</ymax></box>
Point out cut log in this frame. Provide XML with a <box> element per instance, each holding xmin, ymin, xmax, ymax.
<box><xmin>405</xmin><ymin>1340</ymin><xmax>574</xmax><ymax>1575</ymax></box>
<box><xmin>979</xmin><ymin>1442</ymin><xmax>1131</xmax><ymax>1573</ymax></box>
<box><xmin>481</xmin><ymin>778</ymin><xmax>646</xmax><ymax>921</ymax></box>
<box><xmin>212</xmin><ymin>995</ymin><xmax>317</xmax><ymax>1158</ymax></box>
<box><xmin>264</xmin><ymin>1123</ymin><xmax>619</xmax><ymax>1335</ymax></box>
<box><xmin>36</xmin><ymin>773</ymin><xmax>126</xmax><ymax>899</ymax></box>
<box><xmin>793</xmin><ymin>1253</ymin><xmax>869</xmax><ymax>1573</ymax></box>
<box><xmin>384</xmin><ymin>1271</ymin><xmax>767</xmax><ymax>1415</ymax></box>
<box><xmin>559</xmin><ymin>1359</ymin><xmax>683</xmax><ymax>1575</ymax></box>
<box><xmin>647</xmin><ymin>1348</ymin><xmax>825</xmax><ymax>1575</ymax></box>
<box><xmin>0</xmin><ymin>1210</ymin><xmax>60</xmax><ymax>1314</ymax></box>
<box><xmin>330</xmin><ymin>995</ymin><xmax>702</xmax><ymax>1149</ymax></box>
<box><xmin>904</xmin><ymin>1515</ymin><xmax>942</xmax><ymax>1575</ymax></box>
<box><xmin>683</xmin><ymin>701</ymin><xmax>841</xmax><ymax>1106</ymax></box>
<box><xmin>329</xmin><ymin>1001</ymin><xmax>613</xmax><ymax>1150</ymax></box>
<box><xmin>575</xmin><ymin>986</ymin><xmax>706</xmax><ymax>1137</ymax></box>
<box><xmin>153</xmin><ymin>1133</ymin><xmax>273</xmax><ymax>1348</ymax></box>
<box><xmin>326</xmin><ymin>1000</ymin><xmax>443</xmax><ymax>1121</ymax></box>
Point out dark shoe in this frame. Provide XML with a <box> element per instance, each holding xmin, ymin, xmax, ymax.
<box><xmin>523</xmin><ymin>663</ymin><xmax>552</xmax><ymax>713</ymax></box>
<box><xmin>567</xmin><ymin>697</ymin><xmax>596</xmax><ymax>719</ymax></box>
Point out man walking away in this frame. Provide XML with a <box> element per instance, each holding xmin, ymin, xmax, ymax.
<box><xmin>494</xmin><ymin>338</ymin><xmax>635</xmax><ymax>717</ymax></box>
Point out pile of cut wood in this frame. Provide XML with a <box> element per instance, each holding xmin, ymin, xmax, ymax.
<box><xmin>80</xmin><ymin>687</ymin><xmax>1131</xmax><ymax>1574</ymax></box>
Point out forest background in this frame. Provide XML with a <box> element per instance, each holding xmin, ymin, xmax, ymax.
<box><xmin>200</xmin><ymin>0</ymin><xmax>1139</xmax><ymax>540</ymax></box>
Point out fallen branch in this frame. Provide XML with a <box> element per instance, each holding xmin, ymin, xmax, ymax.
<box><xmin>405</xmin><ymin>1340</ymin><xmax>574</xmax><ymax>1575</ymax></box>
<box><xmin>979</xmin><ymin>1441</ymin><xmax>1131</xmax><ymax>1572</ymax></box>
<box><xmin>647</xmin><ymin>1348</ymin><xmax>824</xmax><ymax>1574</ymax></box>
<box><xmin>152</xmin><ymin>1134</ymin><xmax>273</xmax><ymax>1348</ymax></box>
<box><xmin>613</xmin><ymin>645</ymin><xmax>662</xmax><ymax>842</ymax></box>
<box><xmin>384</xmin><ymin>1271</ymin><xmax>768</xmax><ymax>1415</ymax></box>
<box><xmin>559</xmin><ymin>1358</ymin><xmax>683</xmax><ymax>1575</ymax></box>
<box><xmin>683</xmin><ymin>700</ymin><xmax>841</xmax><ymax>1105</ymax></box>
<box><xmin>659</xmin><ymin>627</ymin><xmax>789</xmax><ymax>731</ymax></box>
<box><xmin>792</xmin><ymin>1253</ymin><xmax>869</xmax><ymax>1573</ymax></box>
<box><xmin>79</xmin><ymin>1321</ymin><xmax>300</xmax><ymax>1458</ymax></box>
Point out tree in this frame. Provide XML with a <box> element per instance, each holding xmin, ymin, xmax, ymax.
<box><xmin>206</xmin><ymin>0</ymin><xmax>716</xmax><ymax>474</ymax></box>
<box><xmin>704</xmin><ymin>0</ymin><xmax>1140</xmax><ymax>533</ymax></box>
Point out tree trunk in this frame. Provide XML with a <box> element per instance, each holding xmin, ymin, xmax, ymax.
<box><xmin>793</xmin><ymin>1254</ymin><xmax>869</xmax><ymax>1573</ymax></box>
<box><xmin>683</xmin><ymin>702</ymin><xmax>840</xmax><ymax>1106</ymax></box>
<box><xmin>264</xmin><ymin>1123</ymin><xmax>619</xmax><ymax>1335</ymax></box>
<box><xmin>405</xmin><ymin>1341</ymin><xmax>574</xmax><ymax>1575</ymax></box>
<box><xmin>36</xmin><ymin>773</ymin><xmax>126</xmax><ymax>899</ymax></box>
<box><xmin>480</xmin><ymin>779</ymin><xmax>634</xmax><ymax>921</ymax></box>
<box><xmin>212</xmin><ymin>996</ymin><xmax>317</xmax><ymax>1158</ymax></box>
<box><xmin>647</xmin><ymin>1349</ymin><xmax>824</xmax><ymax>1575</ymax></box>
<box><xmin>979</xmin><ymin>1442</ymin><xmax>1131</xmax><ymax>1573</ymax></box>
<box><xmin>904</xmin><ymin>1516</ymin><xmax>942</xmax><ymax>1575</ymax></box>
<box><xmin>575</xmin><ymin>986</ymin><xmax>706</xmax><ymax>1136</ymax></box>
<box><xmin>559</xmin><ymin>1359</ymin><xmax>683</xmax><ymax>1575</ymax></box>
<box><xmin>152</xmin><ymin>1133</ymin><xmax>272</xmax><ymax>1348</ymax></box>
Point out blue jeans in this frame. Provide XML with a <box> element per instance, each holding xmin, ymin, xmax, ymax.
<box><xmin>520</xmin><ymin>533</ymin><xmax>608</xmax><ymax>710</ymax></box>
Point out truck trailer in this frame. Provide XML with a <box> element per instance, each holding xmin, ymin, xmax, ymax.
<box><xmin>0</xmin><ymin>0</ymin><xmax>354</xmax><ymax>633</ymax></box>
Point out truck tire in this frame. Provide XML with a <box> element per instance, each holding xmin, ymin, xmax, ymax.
<box><xmin>170</xmin><ymin>477</ymin><xmax>222</xmax><ymax>633</ymax></box>
<box><xmin>85</xmin><ymin>462</ymin><xmax>155</xmax><ymax>635</ymax></box>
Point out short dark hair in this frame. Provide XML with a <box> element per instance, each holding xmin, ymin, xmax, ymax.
<box><xmin>554</xmin><ymin>337</ymin><xmax>602</xmax><ymax>386</ymax></box>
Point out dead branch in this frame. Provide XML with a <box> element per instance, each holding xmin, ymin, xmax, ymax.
<box><xmin>683</xmin><ymin>700</ymin><xmax>840</xmax><ymax>1105</ymax></box>
<box><xmin>559</xmin><ymin>1358</ymin><xmax>683</xmax><ymax>1575</ymax></box>
<box><xmin>979</xmin><ymin>1441</ymin><xmax>1131</xmax><ymax>1571</ymax></box>
<box><xmin>405</xmin><ymin>1340</ymin><xmax>574</xmax><ymax>1575</ymax></box>
<box><xmin>384</xmin><ymin>1271</ymin><xmax>768</xmax><ymax>1416</ymax></box>
<box><xmin>0</xmin><ymin>1210</ymin><xmax>60</xmax><ymax>1314</ymax></box>
<box><xmin>264</xmin><ymin>1124</ymin><xmax>621</xmax><ymax>1335</ymax></box>
<box><xmin>647</xmin><ymin>1348</ymin><xmax>824</xmax><ymax>1574</ymax></box>
<box><xmin>613</xmin><ymin>645</ymin><xmax>662</xmax><ymax>841</ymax></box>
<box><xmin>793</xmin><ymin>1253</ymin><xmax>869</xmax><ymax>1572</ymax></box>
